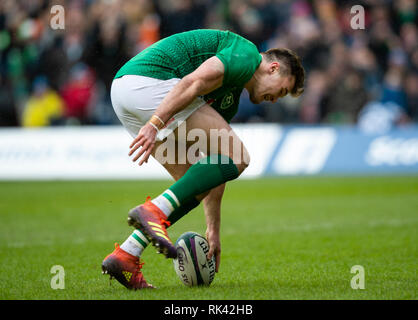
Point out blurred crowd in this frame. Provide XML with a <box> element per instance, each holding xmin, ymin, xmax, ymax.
<box><xmin>0</xmin><ymin>0</ymin><xmax>417</xmax><ymax>132</ymax></box>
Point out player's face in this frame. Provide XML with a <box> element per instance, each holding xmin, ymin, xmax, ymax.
<box><xmin>249</xmin><ymin>65</ymin><xmax>296</xmax><ymax>104</ymax></box>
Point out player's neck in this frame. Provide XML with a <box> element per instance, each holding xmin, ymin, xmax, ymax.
<box><xmin>244</xmin><ymin>60</ymin><xmax>265</xmax><ymax>92</ymax></box>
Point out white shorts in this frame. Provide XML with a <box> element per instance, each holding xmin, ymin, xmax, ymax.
<box><xmin>110</xmin><ymin>75</ymin><xmax>206</xmax><ymax>140</ymax></box>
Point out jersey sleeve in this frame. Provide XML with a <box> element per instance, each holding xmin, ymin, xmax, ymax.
<box><xmin>216</xmin><ymin>34</ymin><xmax>262</xmax><ymax>87</ymax></box>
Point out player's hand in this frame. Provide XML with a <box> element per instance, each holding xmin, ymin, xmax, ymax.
<box><xmin>129</xmin><ymin>123</ymin><xmax>157</xmax><ymax>165</ymax></box>
<box><xmin>206</xmin><ymin>228</ymin><xmax>221</xmax><ymax>273</ymax></box>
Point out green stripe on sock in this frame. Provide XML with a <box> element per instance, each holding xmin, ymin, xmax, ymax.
<box><xmin>163</xmin><ymin>192</ymin><xmax>179</xmax><ymax>210</ymax></box>
<box><xmin>132</xmin><ymin>232</ymin><xmax>148</xmax><ymax>248</ymax></box>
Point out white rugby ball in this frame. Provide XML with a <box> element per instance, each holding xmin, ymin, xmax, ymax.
<box><xmin>173</xmin><ymin>231</ymin><xmax>216</xmax><ymax>287</ymax></box>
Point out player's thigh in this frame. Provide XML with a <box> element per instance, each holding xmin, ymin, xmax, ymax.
<box><xmin>111</xmin><ymin>75</ymin><xmax>184</xmax><ymax>140</ymax></box>
<box><xmin>176</xmin><ymin>104</ymin><xmax>250</xmax><ymax>173</ymax></box>
<box><xmin>152</xmin><ymin>140</ymin><xmax>191</xmax><ymax>181</ymax></box>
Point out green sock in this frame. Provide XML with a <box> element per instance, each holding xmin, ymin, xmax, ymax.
<box><xmin>167</xmin><ymin>154</ymin><xmax>239</xmax><ymax>206</ymax></box>
<box><xmin>167</xmin><ymin>197</ymin><xmax>201</xmax><ymax>225</ymax></box>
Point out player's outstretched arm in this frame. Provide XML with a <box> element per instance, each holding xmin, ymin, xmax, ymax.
<box><xmin>204</xmin><ymin>183</ymin><xmax>225</xmax><ymax>273</ymax></box>
<box><xmin>155</xmin><ymin>56</ymin><xmax>225</xmax><ymax>123</ymax></box>
<box><xmin>129</xmin><ymin>56</ymin><xmax>225</xmax><ymax>165</ymax></box>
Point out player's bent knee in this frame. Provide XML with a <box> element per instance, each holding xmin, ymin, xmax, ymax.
<box><xmin>235</xmin><ymin>158</ymin><xmax>249</xmax><ymax>175</ymax></box>
<box><xmin>232</xmin><ymin>146</ymin><xmax>250</xmax><ymax>175</ymax></box>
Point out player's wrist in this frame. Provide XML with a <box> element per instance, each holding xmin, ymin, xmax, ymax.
<box><xmin>147</xmin><ymin>114</ymin><xmax>166</xmax><ymax>134</ymax></box>
<box><xmin>147</xmin><ymin>121</ymin><xmax>160</xmax><ymax>133</ymax></box>
<box><xmin>206</xmin><ymin>224</ymin><xmax>220</xmax><ymax>235</ymax></box>
<box><xmin>149</xmin><ymin>115</ymin><xmax>165</xmax><ymax>130</ymax></box>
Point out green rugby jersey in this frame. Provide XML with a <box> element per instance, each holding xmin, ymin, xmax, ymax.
<box><xmin>114</xmin><ymin>29</ymin><xmax>262</xmax><ymax>122</ymax></box>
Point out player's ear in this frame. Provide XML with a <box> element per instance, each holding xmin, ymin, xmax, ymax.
<box><xmin>270</xmin><ymin>62</ymin><xmax>280</xmax><ymax>74</ymax></box>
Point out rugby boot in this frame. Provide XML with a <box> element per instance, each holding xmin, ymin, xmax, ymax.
<box><xmin>127</xmin><ymin>197</ymin><xmax>177</xmax><ymax>259</ymax></box>
<box><xmin>102</xmin><ymin>243</ymin><xmax>154</xmax><ymax>290</ymax></box>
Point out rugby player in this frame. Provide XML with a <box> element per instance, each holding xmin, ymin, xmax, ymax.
<box><xmin>102</xmin><ymin>29</ymin><xmax>304</xmax><ymax>289</ymax></box>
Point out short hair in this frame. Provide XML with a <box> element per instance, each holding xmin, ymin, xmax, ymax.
<box><xmin>262</xmin><ymin>48</ymin><xmax>305</xmax><ymax>97</ymax></box>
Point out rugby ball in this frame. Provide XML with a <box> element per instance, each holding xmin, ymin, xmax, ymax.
<box><xmin>173</xmin><ymin>231</ymin><xmax>216</xmax><ymax>287</ymax></box>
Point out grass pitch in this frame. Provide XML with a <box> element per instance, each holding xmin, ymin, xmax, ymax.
<box><xmin>0</xmin><ymin>176</ymin><xmax>417</xmax><ymax>300</ymax></box>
